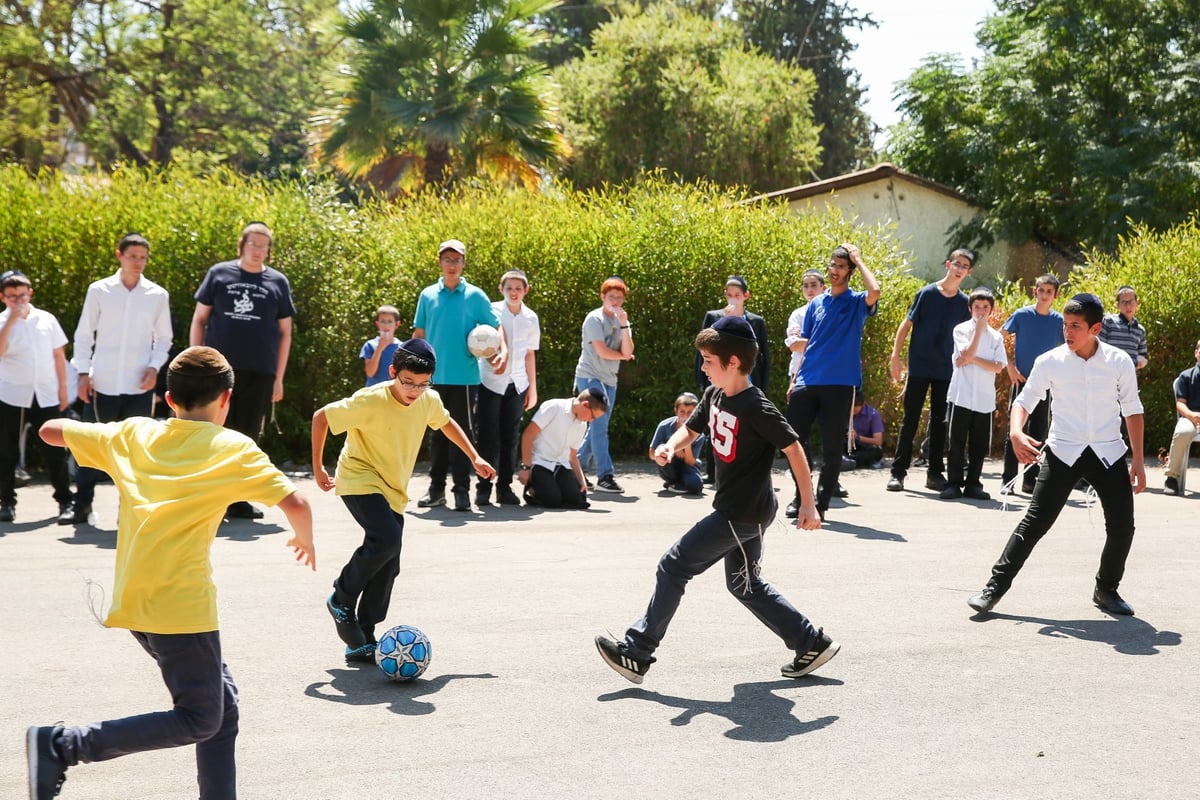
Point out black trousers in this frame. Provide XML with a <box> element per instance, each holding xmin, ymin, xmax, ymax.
<box><xmin>227</xmin><ymin>370</ymin><xmax>274</xmax><ymax>442</ymax></box>
<box><xmin>785</xmin><ymin>384</ymin><xmax>854</xmax><ymax>512</ymax></box>
<box><xmin>1002</xmin><ymin>383</ymin><xmax>1050</xmax><ymax>486</ymax></box>
<box><xmin>524</xmin><ymin>464</ymin><xmax>587</xmax><ymax>508</ymax></box>
<box><xmin>945</xmin><ymin>403</ymin><xmax>992</xmax><ymax>491</ymax></box>
<box><xmin>335</xmin><ymin>493</ymin><xmax>405</xmax><ymax>641</ymax></box>
<box><xmin>892</xmin><ymin>376</ymin><xmax>950</xmax><ymax>479</ymax></box>
<box><xmin>0</xmin><ymin>398</ymin><xmax>71</xmax><ymax>507</ymax></box>
<box><xmin>988</xmin><ymin>447</ymin><xmax>1135</xmax><ymax>595</ymax></box>
<box><xmin>475</xmin><ymin>383</ymin><xmax>525</xmax><ymax>494</ymax></box>
<box><xmin>76</xmin><ymin>390</ymin><xmax>155</xmax><ymax>506</ymax></box>
<box><xmin>427</xmin><ymin>384</ymin><xmax>478</xmax><ymax>494</ymax></box>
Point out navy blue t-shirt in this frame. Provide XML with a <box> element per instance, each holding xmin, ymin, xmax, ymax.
<box><xmin>195</xmin><ymin>260</ymin><xmax>296</xmax><ymax>375</ymax></box>
<box><xmin>905</xmin><ymin>283</ymin><xmax>970</xmax><ymax>381</ymax></box>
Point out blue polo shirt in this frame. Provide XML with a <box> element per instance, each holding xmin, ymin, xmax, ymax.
<box><xmin>795</xmin><ymin>289</ymin><xmax>877</xmax><ymax>388</ymax></box>
<box><xmin>413</xmin><ymin>277</ymin><xmax>500</xmax><ymax>385</ymax></box>
<box><xmin>1002</xmin><ymin>305</ymin><xmax>1064</xmax><ymax>376</ymax></box>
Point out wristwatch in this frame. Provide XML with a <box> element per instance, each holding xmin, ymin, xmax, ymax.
<box><xmin>518</xmin><ymin>463</ymin><xmax>532</xmax><ymax>471</ymax></box>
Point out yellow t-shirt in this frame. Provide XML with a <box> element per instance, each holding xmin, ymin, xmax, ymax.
<box><xmin>324</xmin><ymin>384</ymin><xmax>451</xmax><ymax>513</ymax></box>
<box><xmin>63</xmin><ymin>417</ymin><xmax>296</xmax><ymax>634</ymax></box>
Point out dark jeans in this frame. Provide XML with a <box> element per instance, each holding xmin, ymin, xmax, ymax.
<box><xmin>987</xmin><ymin>447</ymin><xmax>1135</xmax><ymax>596</ymax></box>
<box><xmin>892</xmin><ymin>376</ymin><xmax>950</xmax><ymax>479</ymax></box>
<box><xmin>335</xmin><ymin>493</ymin><xmax>405</xmax><ymax>641</ymax></box>
<box><xmin>56</xmin><ymin>630</ymin><xmax>239</xmax><ymax>800</ymax></box>
<box><xmin>476</xmin><ymin>383</ymin><xmax>525</xmax><ymax>496</ymax></box>
<box><xmin>785</xmin><ymin>384</ymin><xmax>854</xmax><ymax>511</ymax></box>
<box><xmin>428</xmin><ymin>384</ymin><xmax>477</xmax><ymax>494</ymax></box>
<box><xmin>1002</xmin><ymin>383</ymin><xmax>1050</xmax><ymax>486</ymax></box>
<box><xmin>226</xmin><ymin>370</ymin><xmax>274</xmax><ymax>442</ymax></box>
<box><xmin>847</xmin><ymin>444</ymin><xmax>883</xmax><ymax>468</ymax></box>
<box><xmin>624</xmin><ymin>510</ymin><xmax>821</xmax><ymax>660</ymax></box>
<box><xmin>657</xmin><ymin>458</ymin><xmax>703</xmax><ymax>494</ymax></box>
<box><xmin>75</xmin><ymin>390</ymin><xmax>155</xmax><ymax>506</ymax></box>
<box><xmin>524</xmin><ymin>464</ymin><xmax>587</xmax><ymax>508</ymax></box>
<box><xmin>0</xmin><ymin>398</ymin><xmax>71</xmax><ymax>507</ymax></box>
<box><xmin>945</xmin><ymin>403</ymin><xmax>992</xmax><ymax>491</ymax></box>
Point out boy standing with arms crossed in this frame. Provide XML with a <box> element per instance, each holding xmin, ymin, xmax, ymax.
<box><xmin>967</xmin><ymin>294</ymin><xmax>1144</xmax><ymax>616</ymax></box>
<box><xmin>595</xmin><ymin>317</ymin><xmax>834</xmax><ymax>685</ymax></box>
<box><xmin>27</xmin><ymin>346</ymin><xmax>316</xmax><ymax>800</ymax></box>
<box><xmin>313</xmin><ymin>339</ymin><xmax>495</xmax><ymax>662</ymax></box>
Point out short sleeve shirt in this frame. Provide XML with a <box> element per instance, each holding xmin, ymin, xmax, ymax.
<box><xmin>360</xmin><ymin>337</ymin><xmax>400</xmax><ymax>387</ymax></box>
<box><xmin>1174</xmin><ymin>364</ymin><xmax>1200</xmax><ymax>412</ymax></box>
<box><xmin>905</xmin><ymin>283</ymin><xmax>970</xmax><ymax>381</ymax></box>
<box><xmin>413</xmin><ymin>278</ymin><xmax>500</xmax><ymax>385</ymax></box>
<box><xmin>194</xmin><ymin>261</ymin><xmax>295</xmax><ymax>375</ymax></box>
<box><xmin>0</xmin><ymin>306</ymin><xmax>67</xmax><ymax>408</ymax></box>
<box><xmin>650</xmin><ymin>416</ymin><xmax>705</xmax><ymax>458</ymax></box>
<box><xmin>1002</xmin><ymin>305</ymin><xmax>1064</xmax><ymax>376</ymax></box>
<box><xmin>529</xmin><ymin>398</ymin><xmax>588</xmax><ymax>469</ymax></box>
<box><xmin>574</xmin><ymin>307</ymin><xmax>624</xmax><ymax>386</ymax></box>
<box><xmin>947</xmin><ymin>319</ymin><xmax>1007</xmax><ymax>413</ymax></box>
<box><xmin>795</xmin><ymin>289</ymin><xmax>877</xmax><ymax>388</ymax></box>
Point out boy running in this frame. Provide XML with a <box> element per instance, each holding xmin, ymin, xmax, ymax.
<box><xmin>595</xmin><ymin>316</ymin><xmax>835</xmax><ymax>684</ymax></box>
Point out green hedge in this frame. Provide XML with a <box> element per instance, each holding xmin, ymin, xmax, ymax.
<box><xmin>2</xmin><ymin>164</ymin><xmax>1191</xmax><ymax>466</ymax></box>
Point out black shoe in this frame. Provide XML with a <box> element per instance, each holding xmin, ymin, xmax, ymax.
<box><xmin>1</xmin><ymin>504</ymin><xmax>15</xmax><ymax>523</ymax></box>
<box><xmin>594</xmin><ymin>476</ymin><xmax>624</xmax><ymax>493</ymax></box>
<box><xmin>453</xmin><ymin>489</ymin><xmax>471</xmax><ymax>511</ymax></box>
<box><xmin>781</xmin><ymin>629</ymin><xmax>840</xmax><ymax>678</ymax></box>
<box><xmin>595</xmin><ymin>635</ymin><xmax>652</xmax><ymax>684</ymax></box>
<box><xmin>1021</xmin><ymin>479</ymin><xmax>1037</xmax><ymax>494</ymax></box>
<box><xmin>939</xmin><ymin>485</ymin><xmax>962</xmax><ymax>500</ymax></box>
<box><xmin>344</xmin><ymin>642</ymin><xmax>377</xmax><ymax>663</ymax></box>
<box><xmin>925</xmin><ymin>473</ymin><xmax>946</xmax><ymax>491</ymax></box>
<box><xmin>840</xmin><ymin>456</ymin><xmax>857</xmax><ymax>471</ymax></box>
<box><xmin>58</xmin><ymin>503</ymin><xmax>92</xmax><ymax>525</ymax></box>
<box><xmin>1094</xmin><ymin>587</ymin><xmax>1134</xmax><ymax>616</ymax></box>
<box><xmin>834</xmin><ymin>483</ymin><xmax>848</xmax><ymax>498</ymax></box>
<box><xmin>702</xmin><ymin>475</ymin><xmax>715</xmax><ymax>485</ymax></box>
<box><xmin>326</xmin><ymin>593</ymin><xmax>367</xmax><ymax>648</ymax></box>
<box><xmin>968</xmin><ymin>585</ymin><xmax>1002</xmax><ymax>613</ymax></box>
<box><xmin>26</xmin><ymin>725</ymin><xmax>68</xmax><ymax>800</ymax></box>
<box><xmin>1164</xmin><ymin>476</ymin><xmax>1180</xmax><ymax>496</ymax></box>
<box><xmin>886</xmin><ymin>475</ymin><xmax>904</xmax><ymax>492</ymax></box>
<box><xmin>417</xmin><ymin>490</ymin><xmax>446</xmax><ymax>508</ymax></box>
<box><xmin>963</xmin><ymin>486</ymin><xmax>991</xmax><ymax>501</ymax></box>
<box><xmin>496</xmin><ymin>488</ymin><xmax>522</xmax><ymax>506</ymax></box>
<box><xmin>785</xmin><ymin>497</ymin><xmax>799</xmax><ymax>518</ymax></box>
<box><xmin>226</xmin><ymin>501</ymin><xmax>264</xmax><ymax>520</ymax></box>
<box><xmin>475</xmin><ymin>488</ymin><xmax>492</xmax><ymax>507</ymax></box>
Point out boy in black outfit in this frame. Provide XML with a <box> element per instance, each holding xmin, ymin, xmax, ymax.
<box><xmin>595</xmin><ymin>316</ymin><xmax>837</xmax><ymax>684</ymax></box>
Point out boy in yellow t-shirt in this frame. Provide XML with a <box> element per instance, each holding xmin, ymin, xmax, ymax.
<box><xmin>26</xmin><ymin>346</ymin><xmax>315</xmax><ymax>800</ymax></box>
<box><xmin>313</xmin><ymin>338</ymin><xmax>495</xmax><ymax>662</ymax></box>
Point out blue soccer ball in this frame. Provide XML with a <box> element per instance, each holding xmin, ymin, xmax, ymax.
<box><xmin>375</xmin><ymin>624</ymin><xmax>432</xmax><ymax>682</ymax></box>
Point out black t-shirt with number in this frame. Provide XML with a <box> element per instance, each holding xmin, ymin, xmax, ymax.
<box><xmin>687</xmin><ymin>385</ymin><xmax>798</xmax><ymax>524</ymax></box>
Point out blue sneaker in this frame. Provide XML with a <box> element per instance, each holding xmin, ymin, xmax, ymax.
<box><xmin>326</xmin><ymin>593</ymin><xmax>367</xmax><ymax>648</ymax></box>
<box><xmin>345</xmin><ymin>642</ymin><xmax>377</xmax><ymax>663</ymax></box>
<box><xmin>27</xmin><ymin>725</ymin><xmax>68</xmax><ymax>800</ymax></box>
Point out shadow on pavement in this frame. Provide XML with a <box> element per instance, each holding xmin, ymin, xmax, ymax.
<box><xmin>304</xmin><ymin>668</ymin><xmax>498</xmax><ymax>715</ymax></box>
<box><xmin>598</xmin><ymin>677</ymin><xmax>842</xmax><ymax>741</ymax></box>
<box><xmin>217</xmin><ymin>520</ymin><xmax>287</xmax><ymax>542</ymax></box>
<box><xmin>974</xmin><ymin>612</ymin><xmax>1183</xmax><ymax>655</ymax></box>
<box><xmin>819</xmin><ymin>517</ymin><xmax>907</xmax><ymax>542</ymax></box>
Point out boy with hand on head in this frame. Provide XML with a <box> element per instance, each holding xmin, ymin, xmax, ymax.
<box><xmin>0</xmin><ymin>269</ymin><xmax>73</xmax><ymax>524</ymax></box>
<box><xmin>1001</xmin><ymin>274</ymin><xmax>1063</xmax><ymax>493</ymax></box>
<box><xmin>361</xmin><ymin>305</ymin><xmax>402</xmax><ymax>387</ymax></box>
<box><xmin>517</xmin><ymin>387</ymin><xmax>607</xmax><ymax>509</ymax></box>
<box><xmin>967</xmin><ymin>294</ymin><xmax>1144</xmax><ymax>617</ymax></box>
<box><xmin>477</xmin><ymin>269</ymin><xmax>540</xmax><ymax>507</ymax></box>
<box><xmin>941</xmin><ymin>288</ymin><xmax>1006</xmax><ymax>501</ymax></box>
<box><xmin>595</xmin><ymin>316</ymin><xmax>837</xmax><ymax>686</ymax></box>
<box><xmin>313</xmin><ymin>339</ymin><xmax>495</xmax><ymax>663</ymax></box>
<box><xmin>27</xmin><ymin>346</ymin><xmax>315</xmax><ymax>800</ymax></box>
<box><xmin>649</xmin><ymin>392</ymin><xmax>705</xmax><ymax>495</ymax></box>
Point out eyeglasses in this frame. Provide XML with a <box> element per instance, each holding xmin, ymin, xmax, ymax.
<box><xmin>397</xmin><ymin>378</ymin><xmax>433</xmax><ymax>392</ymax></box>
<box><xmin>439</xmin><ymin>255</ymin><xmax>465</xmax><ymax>265</ymax></box>
<box><xmin>3</xmin><ymin>291</ymin><xmax>30</xmax><ymax>301</ymax></box>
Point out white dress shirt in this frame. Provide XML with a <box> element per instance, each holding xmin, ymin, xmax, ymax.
<box><xmin>784</xmin><ymin>303</ymin><xmax>809</xmax><ymax>378</ymax></box>
<box><xmin>1019</xmin><ymin>340</ymin><xmax>1144</xmax><ymax>466</ymax></box>
<box><xmin>0</xmin><ymin>306</ymin><xmax>68</xmax><ymax>408</ymax></box>
<box><xmin>947</xmin><ymin>319</ymin><xmax>1007</xmax><ymax>413</ymax></box>
<box><xmin>529</xmin><ymin>398</ymin><xmax>586</xmax><ymax>470</ymax></box>
<box><xmin>479</xmin><ymin>300</ymin><xmax>540</xmax><ymax>395</ymax></box>
<box><xmin>71</xmin><ymin>272</ymin><xmax>172</xmax><ymax>395</ymax></box>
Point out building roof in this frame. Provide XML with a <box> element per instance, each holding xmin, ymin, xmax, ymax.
<box><xmin>747</xmin><ymin>162</ymin><xmax>972</xmax><ymax>206</ymax></box>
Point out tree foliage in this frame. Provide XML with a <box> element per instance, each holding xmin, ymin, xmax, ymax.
<box><xmin>0</xmin><ymin>0</ymin><xmax>341</xmax><ymax>172</ymax></box>
<box><xmin>888</xmin><ymin>0</ymin><xmax>1200</xmax><ymax>258</ymax></box>
<box><xmin>316</xmin><ymin>0</ymin><xmax>568</xmax><ymax>195</ymax></box>
<box><xmin>554</xmin><ymin>3</ymin><xmax>821</xmax><ymax>192</ymax></box>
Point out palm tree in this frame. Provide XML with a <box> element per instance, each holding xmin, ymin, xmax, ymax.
<box><xmin>316</xmin><ymin>0</ymin><xmax>568</xmax><ymax>195</ymax></box>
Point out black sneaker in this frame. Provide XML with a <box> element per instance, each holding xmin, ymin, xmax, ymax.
<box><xmin>1093</xmin><ymin>587</ymin><xmax>1134</xmax><ymax>616</ymax></box>
<box><xmin>968</xmin><ymin>585</ymin><xmax>1002</xmax><ymax>613</ymax></box>
<box><xmin>1021</xmin><ymin>479</ymin><xmax>1037</xmax><ymax>494</ymax></box>
<box><xmin>475</xmin><ymin>488</ymin><xmax>492</xmax><ymax>507</ymax></box>
<box><xmin>1164</xmin><ymin>476</ymin><xmax>1180</xmax><ymax>496</ymax></box>
<box><xmin>326</xmin><ymin>593</ymin><xmax>367</xmax><ymax>648</ymax></box>
<box><xmin>0</xmin><ymin>504</ymin><xmax>14</xmax><ymax>523</ymax></box>
<box><xmin>939</xmin><ymin>485</ymin><xmax>962</xmax><ymax>500</ymax></box>
<box><xmin>453</xmin><ymin>489</ymin><xmax>471</xmax><ymax>511</ymax></box>
<box><xmin>344</xmin><ymin>642</ymin><xmax>377</xmax><ymax>663</ymax></box>
<box><xmin>417</xmin><ymin>490</ymin><xmax>446</xmax><ymax>508</ymax></box>
<box><xmin>925</xmin><ymin>473</ymin><xmax>946</xmax><ymax>491</ymax></box>
<box><xmin>594</xmin><ymin>635</ymin><xmax>651</xmax><ymax>684</ymax></box>
<box><xmin>58</xmin><ymin>503</ymin><xmax>92</xmax><ymax>526</ymax></box>
<box><xmin>27</xmin><ymin>725</ymin><xmax>68</xmax><ymax>800</ymax></box>
<box><xmin>781</xmin><ymin>629</ymin><xmax>841</xmax><ymax>678</ymax></box>
<box><xmin>886</xmin><ymin>475</ymin><xmax>904</xmax><ymax>492</ymax></box>
<box><xmin>496</xmin><ymin>488</ymin><xmax>522</xmax><ymax>506</ymax></box>
<box><xmin>226</xmin><ymin>501</ymin><xmax>264</xmax><ymax>520</ymax></box>
<box><xmin>963</xmin><ymin>486</ymin><xmax>991</xmax><ymax>501</ymax></box>
<box><xmin>785</xmin><ymin>496</ymin><xmax>799</xmax><ymax>518</ymax></box>
<box><xmin>594</xmin><ymin>476</ymin><xmax>623</xmax><ymax>493</ymax></box>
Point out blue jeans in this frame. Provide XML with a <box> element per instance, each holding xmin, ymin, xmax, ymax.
<box><xmin>335</xmin><ymin>493</ymin><xmax>405</xmax><ymax>641</ymax></box>
<box><xmin>624</xmin><ymin>510</ymin><xmax>822</xmax><ymax>659</ymax></box>
<box><xmin>56</xmin><ymin>630</ymin><xmax>239</xmax><ymax>800</ymax></box>
<box><xmin>76</xmin><ymin>390</ymin><xmax>155</xmax><ymax>506</ymax></box>
<box><xmin>657</xmin><ymin>458</ymin><xmax>703</xmax><ymax>494</ymax></box>
<box><xmin>574</xmin><ymin>378</ymin><xmax>616</xmax><ymax>480</ymax></box>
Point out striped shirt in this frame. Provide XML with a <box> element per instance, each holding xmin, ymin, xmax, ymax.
<box><xmin>1098</xmin><ymin>313</ymin><xmax>1147</xmax><ymax>365</ymax></box>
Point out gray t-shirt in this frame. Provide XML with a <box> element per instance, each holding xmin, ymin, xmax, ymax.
<box><xmin>573</xmin><ymin>307</ymin><xmax>623</xmax><ymax>386</ymax></box>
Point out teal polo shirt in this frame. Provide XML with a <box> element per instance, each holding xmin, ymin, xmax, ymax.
<box><xmin>413</xmin><ymin>277</ymin><xmax>500</xmax><ymax>385</ymax></box>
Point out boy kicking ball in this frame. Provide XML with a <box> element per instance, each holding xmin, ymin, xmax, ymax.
<box><xmin>26</xmin><ymin>346</ymin><xmax>316</xmax><ymax>800</ymax></box>
<box><xmin>595</xmin><ymin>316</ymin><xmax>837</xmax><ymax>684</ymax></box>
<box><xmin>312</xmin><ymin>339</ymin><xmax>495</xmax><ymax>662</ymax></box>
